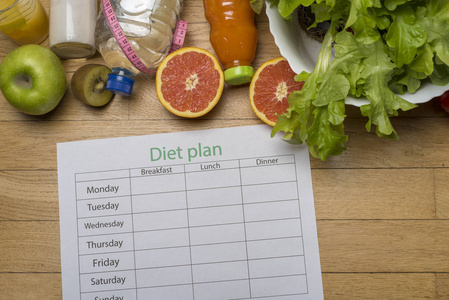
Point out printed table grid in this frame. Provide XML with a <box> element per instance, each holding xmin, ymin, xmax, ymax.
<box><xmin>75</xmin><ymin>154</ymin><xmax>308</xmax><ymax>300</ymax></box>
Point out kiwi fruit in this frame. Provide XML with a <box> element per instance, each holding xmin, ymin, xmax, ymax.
<box><xmin>71</xmin><ymin>64</ymin><xmax>114</xmax><ymax>107</ymax></box>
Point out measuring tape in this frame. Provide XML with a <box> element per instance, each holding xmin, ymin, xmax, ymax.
<box><xmin>101</xmin><ymin>0</ymin><xmax>188</xmax><ymax>74</ymax></box>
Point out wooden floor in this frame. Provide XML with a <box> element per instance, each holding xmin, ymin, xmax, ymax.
<box><xmin>1</xmin><ymin>0</ymin><xmax>449</xmax><ymax>299</ymax></box>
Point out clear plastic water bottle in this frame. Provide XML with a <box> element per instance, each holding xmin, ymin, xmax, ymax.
<box><xmin>95</xmin><ymin>0</ymin><xmax>183</xmax><ymax>96</ymax></box>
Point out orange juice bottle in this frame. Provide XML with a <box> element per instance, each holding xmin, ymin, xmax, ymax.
<box><xmin>203</xmin><ymin>0</ymin><xmax>258</xmax><ymax>85</ymax></box>
<box><xmin>0</xmin><ymin>0</ymin><xmax>49</xmax><ymax>45</ymax></box>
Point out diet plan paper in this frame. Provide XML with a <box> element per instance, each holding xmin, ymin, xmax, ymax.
<box><xmin>57</xmin><ymin>125</ymin><xmax>323</xmax><ymax>300</ymax></box>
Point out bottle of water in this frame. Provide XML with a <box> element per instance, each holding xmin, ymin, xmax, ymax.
<box><xmin>95</xmin><ymin>0</ymin><xmax>183</xmax><ymax>96</ymax></box>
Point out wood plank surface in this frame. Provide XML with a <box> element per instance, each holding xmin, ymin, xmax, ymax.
<box><xmin>437</xmin><ymin>274</ymin><xmax>449</xmax><ymax>299</ymax></box>
<box><xmin>3</xmin><ymin>220</ymin><xmax>449</xmax><ymax>274</ymax></box>
<box><xmin>0</xmin><ymin>274</ymin><xmax>62</xmax><ymax>300</ymax></box>
<box><xmin>0</xmin><ymin>0</ymin><xmax>448</xmax><ymax>299</ymax></box>
<box><xmin>313</xmin><ymin>168</ymin><xmax>436</xmax><ymax>220</ymax></box>
<box><xmin>435</xmin><ymin>168</ymin><xmax>449</xmax><ymax>219</ymax></box>
<box><xmin>0</xmin><ymin>273</ymin><xmax>439</xmax><ymax>300</ymax></box>
<box><xmin>0</xmin><ymin>118</ymin><xmax>448</xmax><ymax>170</ymax></box>
<box><xmin>318</xmin><ymin>220</ymin><xmax>449</xmax><ymax>273</ymax></box>
<box><xmin>322</xmin><ymin>273</ymin><xmax>437</xmax><ymax>300</ymax></box>
<box><xmin>0</xmin><ymin>221</ymin><xmax>60</xmax><ymax>273</ymax></box>
<box><xmin>2</xmin><ymin>167</ymin><xmax>442</xmax><ymax>221</ymax></box>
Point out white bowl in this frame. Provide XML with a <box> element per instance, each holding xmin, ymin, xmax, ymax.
<box><xmin>265</xmin><ymin>3</ymin><xmax>448</xmax><ymax>106</ymax></box>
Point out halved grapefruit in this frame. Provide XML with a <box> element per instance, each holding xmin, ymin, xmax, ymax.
<box><xmin>156</xmin><ymin>47</ymin><xmax>224</xmax><ymax>118</ymax></box>
<box><xmin>249</xmin><ymin>57</ymin><xmax>304</xmax><ymax>126</ymax></box>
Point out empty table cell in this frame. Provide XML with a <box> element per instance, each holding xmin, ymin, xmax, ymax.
<box><xmin>250</xmin><ymin>275</ymin><xmax>308</xmax><ymax>298</ymax></box>
<box><xmin>190</xmin><ymin>223</ymin><xmax>246</xmax><ymax>245</ymax></box>
<box><xmin>245</xmin><ymin>219</ymin><xmax>302</xmax><ymax>241</ymax></box>
<box><xmin>135</xmin><ymin>246</ymin><xmax>191</xmax><ymax>269</ymax></box>
<box><xmin>131</xmin><ymin>173</ymin><xmax>185</xmax><ymax>195</ymax></box>
<box><xmin>242</xmin><ymin>181</ymin><xmax>298</xmax><ymax>204</ymax></box>
<box><xmin>134</xmin><ymin>228</ymin><xmax>190</xmax><ymax>250</ymax></box>
<box><xmin>249</xmin><ymin>256</ymin><xmax>306</xmax><ymax>278</ymax></box>
<box><xmin>133</xmin><ymin>210</ymin><xmax>188</xmax><ymax>231</ymax></box>
<box><xmin>241</xmin><ymin>164</ymin><xmax>297</xmax><ymax>186</ymax></box>
<box><xmin>137</xmin><ymin>285</ymin><xmax>193</xmax><ymax>300</ymax></box>
<box><xmin>191</xmin><ymin>242</ymin><xmax>248</xmax><ymax>264</ymax></box>
<box><xmin>185</xmin><ymin>168</ymin><xmax>241</xmax><ymax>190</ymax></box>
<box><xmin>189</xmin><ymin>205</ymin><xmax>244</xmax><ymax>227</ymax></box>
<box><xmin>76</xmin><ymin>170</ymin><xmax>129</xmax><ymax>182</ymax></box>
<box><xmin>247</xmin><ymin>237</ymin><xmax>304</xmax><ymax>259</ymax></box>
<box><xmin>132</xmin><ymin>191</ymin><xmax>187</xmax><ymax>213</ymax></box>
<box><xmin>187</xmin><ymin>186</ymin><xmax>242</xmax><ymax>208</ymax></box>
<box><xmin>192</xmin><ymin>261</ymin><xmax>248</xmax><ymax>283</ymax></box>
<box><xmin>136</xmin><ymin>265</ymin><xmax>192</xmax><ymax>288</ymax></box>
<box><xmin>193</xmin><ymin>279</ymin><xmax>250</xmax><ymax>300</ymax></box>
<box><xmin>244</xmin><ymin>200</ymin><xmax>300</xmax><ymax>222</ymax></box>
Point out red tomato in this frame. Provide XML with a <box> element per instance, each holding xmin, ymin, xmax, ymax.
<box><xmin>440</xmin><ymin>90</ymin><xmax>449</xmax><ymax>113</ymax></box>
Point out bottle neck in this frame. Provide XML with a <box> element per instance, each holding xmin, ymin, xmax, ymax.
<box><xmin>111</xmin><ymin>67</ymin><xmax>136</xmax><ymax>79</ymax></box>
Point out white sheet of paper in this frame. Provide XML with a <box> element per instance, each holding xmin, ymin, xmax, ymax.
<box><xmin>57</xmin><ymin>125</ymin><xmax>323</xmax><ymax>300</ymax></box>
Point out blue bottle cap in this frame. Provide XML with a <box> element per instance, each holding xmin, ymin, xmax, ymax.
<box><xmin>106</xmin><ymin>73</ymin><xmax>135</xmax><ymax>96</ymax></box>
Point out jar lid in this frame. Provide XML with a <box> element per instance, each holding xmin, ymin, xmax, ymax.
<box><xmin>50</xmin><ymin>43</ymin><xmax>96</xmax><ymax>59</ymax></box>
<box><xmin>224</xmin><ymin>66</ymin><xmax>254</xmax><ymax>85</ymax></box>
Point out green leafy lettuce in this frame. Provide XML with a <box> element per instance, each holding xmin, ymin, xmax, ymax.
<box><xmin>253</xmin><ymin>0</ymin><xmax>449</xmax><ymax>160</ymax></box>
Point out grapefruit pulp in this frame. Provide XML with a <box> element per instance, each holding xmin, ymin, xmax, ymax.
<box><xmin>156</xmin><ymin>47</ymin><xmax>224</xmax><ymax>118</ymax></box>
<box><xmin>249</xmin><ymin>57</ymin><xmax>304</xmax><ymax>126</ymax></box>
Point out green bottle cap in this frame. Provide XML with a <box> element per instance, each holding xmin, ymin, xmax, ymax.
<box><xmin>224</xmin><ymin>66</ymin><xmax>255</xmax><ymax>85</ymax></box>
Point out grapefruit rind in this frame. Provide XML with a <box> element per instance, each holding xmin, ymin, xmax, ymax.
<box><xmin>156</xmin><ymin>47</ymin><xmax>224</xmax><ymax>118</ymax></box>
<box><xmin>249</xmin><ymin>57</ymin><xmax>287</xmax><ymax>126</ymax></box>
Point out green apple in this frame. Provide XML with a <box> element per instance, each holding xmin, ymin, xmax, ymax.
<box><xmin>0</xmin><ymin>44</ymin><xmax>67</xmax><ymax>115</ymax></box>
